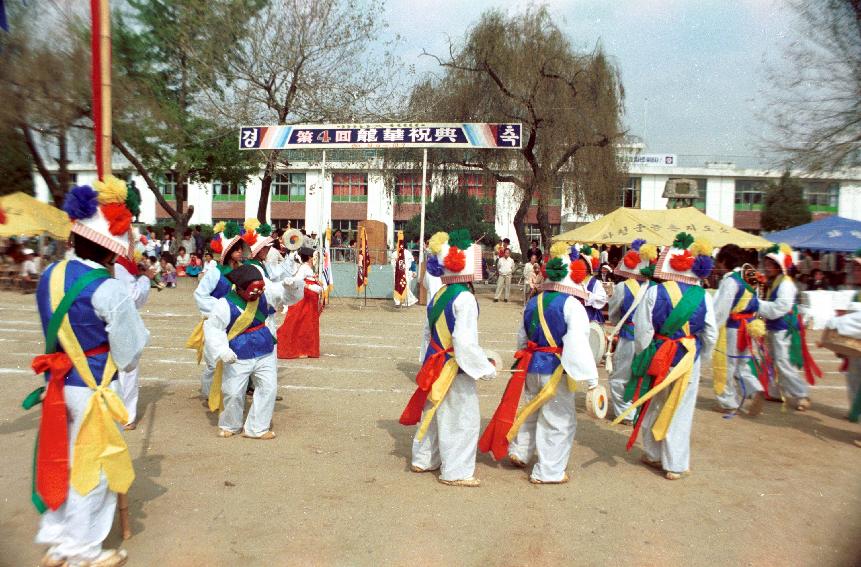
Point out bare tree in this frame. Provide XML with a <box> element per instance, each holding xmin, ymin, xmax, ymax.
<box><xmin>205</xmin><ymin>0</ymin><xmax>401</xmax><ymax>222</ymax></box>
<box><xmin>406</xmin><ymin>6</ymin><xmax>626</xmax><ymax>249</ymax></box>
<box><xmin>762</xmin><ymin>0</ymin><xmax>861</xmax><ymax>173</ymax></box>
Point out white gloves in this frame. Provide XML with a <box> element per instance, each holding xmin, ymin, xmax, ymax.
<box><xmin>220</xmin><ymin>350</ymin><xmax>238</xmax><ymax>364</ymax></box>
<box><xmin>479</xmin><ymin>370</ymin><xmax>497</xmax><ymax>381</ymax></box>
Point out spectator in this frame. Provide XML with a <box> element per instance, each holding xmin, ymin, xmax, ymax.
<box><xmin>798</xmin><ymin>250</ymin><xmax>814</xmax><ymax>277</ymax></box>
<box><xmin>201</xmin><ymin>252</ymin><xmax>217</xmax><ymax>277</ymax></box>
<box><xmin>494</xmin><ymin>248</ymin><xmax>515</xmax><ymax>303</ymax></box>
<box><xmin>162</xmin><ymin>229</ymin><xmax>176</xmax><ymax>255</ymax></box>
<box><xmin>181</xmin><ymin>230</ymin><xmax>195</xmax><ymax>257</ymax></box>
<box><xmin>185</xmin><ymin>252</ymin><xmax>203</xmax><ymax>278</ymax></box>
<box><xmin>495</xmin><ymin>238</ymin><xmax>511</xmax><ymax>258</ymax></box>
<box><xmin>20</xmin><ymin>248</ymin><xmax>39</xmax><ymax>287</ymax></box>
<box><xmin>524</xmin><ymin>252</ymin><xmax>543</xmax><ymax>302</ymax></box>
<box><xmin>599</xmin><ymin>245</ymin><xmax>609</xmax><ymax>265</ymax></box>
<box><xmin>526</xmin><ymin>239</ymin><xmax>543</xmax><ymax>261</ymax></box>
<box><xmin>160</xmin><ymin>254</ymin><xmax>177</xmax><ymax>288</ymax></box>
<box><xmin>807</xmin><ymin>269</ymin><xmax>832</xmax><ymax>291</ymax></box>
<box><xmin>192</xmin><ymin>226</ymin><xmax>205</xmax><ymax>256</ymax></box>
<box><xmin>175</xmin><ymin>246</ymin><xmax>190</xmax><ymax>276</ymax></box>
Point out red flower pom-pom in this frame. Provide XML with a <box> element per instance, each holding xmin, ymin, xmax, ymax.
<box><xmin>210</xmin><ymin>239</ymin><xmax>223</xmax><ymax>254</ymax></box>
<box><xmin>783</xmin><ymin>255</ymin><xmax>792</xmax><ymax>269</ymax></box>
<box><xmin>0</xmin><ymin>205</ymin><xmax>6</xmax><ymax>225</ymax></box>
<box><xmin>100</xmin><ymin>203</ymin><xmax>132</xmax><ymax>236</ymax></box>
<box><xmin>242</xmin><ymin>231</ymin><xmax>257</xmax><ymax>246</ymax></box>
<box><xmin>623</xmin><ymin>250</ymin><xmax>640</xmax><ymax>269</ymax></box>
<box><xmin>569</xmin><ymin>261</ymin><xmax>587</xmax><ymax>283</ymax></box>
<box><xmin>443</xmin><ymin>246</ymin><xmax>466</xmax><ymax>272</ymax></box>
<box><xmin>669</xmin><ymin>250</ymin><xmax>695</xmax><ymax>272</ymax></box>
<box><xmin>591</xmin><ymin>257</ymin><xmax>599</xmax><ymax>270</ymax></box>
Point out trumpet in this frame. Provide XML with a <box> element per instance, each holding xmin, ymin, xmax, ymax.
<box><xmin>741</xmin><ymin>263</ymin><xmax>767</xmax><ymax>297</ymax></box>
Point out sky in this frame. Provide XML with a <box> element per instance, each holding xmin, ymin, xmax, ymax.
<box><xmin>382</xmin><ymin>0</ymin><xmax>798</xmax><ymax>165</ymax></box>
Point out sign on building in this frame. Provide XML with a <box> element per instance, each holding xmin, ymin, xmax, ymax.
<box><xmin>239</xmin><ymin>123</ymin><xmax>522</xmax><ymax>150</ymax></box>
<box><xmin>619</xmin><ymin>153</ymin><xmax>677</xmax><ymax>167</ymax></box>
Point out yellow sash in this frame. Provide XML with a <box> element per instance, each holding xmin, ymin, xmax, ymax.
<box><xmin>611</xmin><ymin>281</ymin><xmax>698</xmax><ymax>441</ymax></box>
<box><xmin>49</xmin><ymin>261</ymin><xmax>134</xmax><ymax>497</ymax></box>
<box><xmin>416</xmin><ymin>287</ymin><xmax>460</xmax><ymax>441</ymax></box>
<box><xmin>208</xmin><ymin>298</ymin><xmax>260</xmax><ymax>412</ymax></box>
<box><xmin>186</xmin><ymin>320</ymin><xmax>205</xmax><ymax>364</ymax></box>
<box><xmin>713</xmin><ymin>278</ymin><xmax>754</xmax><ymax>395</ymax></box>
<box><xmin>505</xmin><ymin>293</ymin><xmax>575</xmax><ymax>442</ymax></box>
<box><xmin>624</xmin><ymin>278</ymin><xmax>641</xmax><ymax>301</ymax></box>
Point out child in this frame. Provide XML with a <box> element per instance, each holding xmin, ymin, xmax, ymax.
<box><xmin>186</xmin><ymin>252</ymin><xmax>203</xmax><ymax>278</ymax></box>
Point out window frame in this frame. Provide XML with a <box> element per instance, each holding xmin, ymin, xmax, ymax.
<box><xmin>332</xmin><ymin>172</ymin><xmax>368</xmax><ymax>203</ymax></box>
<box><xmin>734</xmin><ymin>179</ymin><xmax>769</xmax><ymax>211</ymax></box>
<box><xmin>395</xmin><ymin>172</ymin><xmax>431</xmax><ymax>203</ymax></box>
<box><xmin>457</xmin><ymin>173</ymin><xmax>497</xmax><ymax>203</ymax></box>
<box><xmin>620</xmin><ymin>177</ymin><xmax>642</xmax><ymax>208</ymax></box>
<box><xmin>272</xmin><ymin>172</ymin><xmax>307</xmax><ymax>202</ymax></box>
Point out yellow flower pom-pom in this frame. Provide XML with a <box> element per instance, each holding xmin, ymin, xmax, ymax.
<box><xmin>133</xmin><ymin>249</ymin><xmax>143</xmax><ymax>263</ymax></box>
<box><xmin>639</xmin><ymin>243</ymin><xmax>658</xmax><ymax>262</ymax></box>
<box><xmin>428</xmin><ymin>232</ymin><xmax>449</xmax><ymax>255</ymax></box>
<box><xmin>591</xmin><ymin>248</ymin><xmax>600</xmax><ymax>259</ymax></box>
<box><xmin>94</xmin><ymin>175</ymin><xmax>128</xmax><ymax>205</ymax></box>
<box><xmin>690</xmin><ymin>239</ymin><xmax>713</xmax><ymax>257</ymax></box>
<box><xmin>747</xmin><ymin>319</ymin><xmax>766</xmax><ymax>339</ymax></box>
<box><xmin>549</xmin><ymin>241</ymin><xmax>570</xmax><ymax>259</ymax></box>
<box><xmin>212</xmin><ymin>221</ymin><xmax>226</xmax><ymax>234</ymax></box>
<box><xmin>244</xmin><ymin>218</ymin><xmax>261</xmax><ymax>232</ymax></box>
<box><xmin>779</xmin><ymin>243</ymin><xmax>793</xmax><ymax>256</ymax></box>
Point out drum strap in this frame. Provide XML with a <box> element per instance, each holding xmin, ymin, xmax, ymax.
<box><xmin>603</xmin><ymin>280</ymin><xmax>650</xmax><ymax>372</ymax></box>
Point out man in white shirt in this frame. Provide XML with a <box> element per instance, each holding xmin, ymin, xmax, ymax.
<box><xmin>494</xmin><ymin>248</ymin><xmax>515</xmax><ymax>302</ymax></box>
<box><xmin>20</xmin><ymin>248</ymin><xmax>39</xmax><ymax>280</ymax></box>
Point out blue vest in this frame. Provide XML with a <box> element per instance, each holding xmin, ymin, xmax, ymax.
<box><xmin>423</xmin><ymin>287</ymin><xmax>466</xmax><ymax>363</ymax></box>
<box><xmin>522</xmin><ymin>292</ymin><xmax>568</xmax><ymax>374</ymax></box>
<box><xmin>619</xmin><ymin>280</ymin><xmax>639</xmax><ymax>341</ymax></box>
<box><xmin>36</xmin><ymin>261</ymin><xmax>113</xmax><ymax>388</ymax></box>
<box><xmin>212</xmin><ymin>265</ymin><xmax>233</xmax><ymax>299</ymax></box>
<box><xmin>226</xmin><ymin>294</ymin><xmax>276</xmax><ymax>360</ymax></box>
<box><xmin>651</xmin><ymin>282</ymin><xmax>708</xmax><ymax>365</ymax></box>
<box><xmin>765</xmin><ymin>277</ymin><xmax>795</xmax><ymax>332</ymax></box>
<box><xmin>585</xmin><ymin>277</ymin><xmax>605</xmax><ymax>323</ymax></box>
<box><xmin>726</xmin><ymin>272</ymin><xmax>759</xmax><ymax>329</ymax></box>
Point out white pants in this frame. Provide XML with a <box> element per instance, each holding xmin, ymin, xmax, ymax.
<box><xmin>219</xmin><ymin>352</ymin><xmax>278</xmax><ymax>437</ymax></box>
<box><xmin>201</xmin><ymin>353</ymin><xmax>215</xmax><ymax>397</ymax></box>
<box><xmin>411</xmin><ymin>374</ymin><xmax>479</xmax><ymax>481</ymax></box>
<box><xmin>640</xmin><ymin>358</ymin><xmax>701</xmax><ymax>474</ymax></box>
<box><xmin>36</xmin><ymin>385</ymin><xmax>119</xmax><ymax>562</ymax></box>
<box><xmin>768</xmin><ymin>330</ymin><xmax>808</xmax><ymax>399</ymax></box>
<box><xmin>118</xmin><ymin>366</ymin><xmax>139</xmax><ymax>425</ymax></box>
<box><xmin>609</xmin><ymin>338</ymin><xmax>635</xmax><ymax>419</ymax></box>
<box><xmin>495</xmin><ymin>274</ymin><xmax>512</xmax><ymax>301</ymax></box>
<box><xmin>847</xmin><ymin>358</ymin><xmax>861</xmax><ymax>413</ymax></box>
<box><xmin>508</xmin><ymin>372</ymin><xmax>577</xmax><ymax>482</ymax></box>
<box><xmin>715</xmin><ymin>327</ymin><xmax>764</xmax><ymax>409</ymax></box>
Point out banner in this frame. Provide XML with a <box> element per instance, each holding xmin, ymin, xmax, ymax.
<box><xmin>618</xmin><ymin>153</ymin><xmax>677</xmax><ymax>167</ymax></box>
<box><xmin>321</xmin><ymin>226</ymin><xmax>334</xmax><ymax>304</ymax></box>
<box><xmin>356</xmin><ymin>227</ymin><xmax>370</xmax><ymax>293</ymax></box>
<box><xmin>393</xmin><ymin>231</ymin><xmax>407</xmax><ymax>302</ymax></box>
<box><xmin>239</xmin><ymin>123</ymin><xmax>522</xmax><ymax>150</ymax></box>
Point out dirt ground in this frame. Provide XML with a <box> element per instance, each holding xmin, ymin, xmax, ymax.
<box><xmin>0</xmin><ymin>277</ymin><xmax>859</xmax><ymax>567</ymax></box>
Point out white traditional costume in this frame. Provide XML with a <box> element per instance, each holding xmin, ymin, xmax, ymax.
<box><xmin>480</xmin><ymin>242</ymin><xmax>598</xmax><ymax>483</ymax></box>
<box><xmin>32</xmin><ymin>178</ymin><xmax>149</xmax><ymax>566</ymax></box>
<box><xmin>400</xmin><ymin>230</ymin><xmax>496</xmax><ymax>486</ymax></box>
<box><xmin>757</xmin><ymin>244</ymin><xmax>821</xmax><ymax>408</ymax></box>
<box><xmin>614</xmin><ymin>233</ymin><xmax>717</xmax><ymax>479</ymax></box>
<box><xmin>824</xmin><ymin>310</ymin><xmax>861</xmax><ymax>421</ymax></box>
<box><xmin>114</xmin><ymin>246</ymin><xmax>151</xmax><ymax>429</ymax></box>
<box><xmin>607</xmin><ymin>239</ymin><xmax>658</xmax><ymax>421</ymax></box>
<box><xmin>574</xmin><ymin>244</ymin><xmax>608</xmax><ymax>322</ymax></box>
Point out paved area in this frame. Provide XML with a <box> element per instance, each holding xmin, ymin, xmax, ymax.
<box><xmin>0</xmin><ymin>278</ymin><xmax>859</xmax><ymax>566</ymax></box>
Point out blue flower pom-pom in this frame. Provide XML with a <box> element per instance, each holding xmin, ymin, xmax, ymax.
<box><xmin>692</xmin><ymin>255</ymin><xmax>714</xmax><ymax>279</ymax></box>
<box><xmin>63</xmin><ymin>185</ymin><xmax>99</xmax><ymax>220</ymax></box>
<box><xmin>426</xmin><ymin>255</ymin><xmax>445</xmax><ymax>277</ymax></box>
<box><xmin>568</xmin><ymin>247</ymin><xmax>580</xmax><ymax>261</ymax></box>
<box><xmin>631</xmin><ymin>238</ymin><xmax>646</xmax><ymax>251</ymax></box>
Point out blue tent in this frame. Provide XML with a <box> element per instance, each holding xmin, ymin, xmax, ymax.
<box><xmin>765</xmin><ymin>216</ymin><xmax>861</xmax><ymax>252</ymax></box>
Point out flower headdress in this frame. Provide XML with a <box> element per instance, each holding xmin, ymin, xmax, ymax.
<box><xmin>653</xmin><ymin>232</ymin><xmax>714</xmax><ymax>285</ymax></box>
<box><xmin>764</xmin><ymin>242</ymin><xmax>794</xmax><ymax>274</ymax></box>
<box><xmin>614</xmin><ymin>238</ymin><xmax>658</xmax><ymax>282</ymax></box>
<box><xmin>62</xmin><ymin>175</ymin><xmax>136</xmax><ymax>256</ymax></box>
<box><xmin>427</xmin><ymin>229</ymin><xmax>476</xmax><ymax>283</ymax></box>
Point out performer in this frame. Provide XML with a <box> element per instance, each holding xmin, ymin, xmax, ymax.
<box><xmin>757</xmin><ymin>243</ymin><xmax>821</xmax><ymax>411</ymax></box>
<box><xmin>190</xmin><ymin>221</ymin><xmax>250</xmax><ymax>398</ymax></box>
<box><xmin>479</xmin><ymin>241</ymin><xmax>597</xmax><ymax>484</ymax></box>
<box><xmin>712</xmin><ymin>244</ymin><xmax>767</xmax><ymax>416</ymax></box>
<box><xmin>277</xmin><ymin>247</ymin><xmax>323</xmax><ymax>359</ymax></box>
<box><xmin>573</xmin><ymin>244</ymin><xmax>607</xmax><ymax>322</ymax></box>
<box><xmin>114</xmin><ymin>238</ymin><xmax>156</xmax><ymax>431</ymax></box>
<box><xmin>823</xmin><ymin>310</ymin><xmax>861</xmax><ymax>423</ymax></box>
<box><xmin>607</xmin><ymin>239</ymin><xmax>658</xmax><ymax>423</ymax></box>
<box><xmin>31</xmin><ymin>180</ymin><xmax>149</xmax><ymax>567</ymax></box>
<box><xmin>613</xmin><ymin>233</ymin><xmax>717</xmax><ymax>480</ymax></box>
<box><xmin>243</xmin><ymin>219</ymin><xmax>295</xmax><ymax>283</ymax></box>
<box><xmin>400</xmin><ymin>230</ymin><xmax>496</xmax><ymax>487</ymax></box>
<box><xmin>204</xmin><ymin>265</ymin><xmax>289</xmax><ymax>439</ymax></box>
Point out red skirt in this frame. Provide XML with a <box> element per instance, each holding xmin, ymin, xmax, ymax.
<box><xmin>277</xmin><ymin>288</ymin><xmax>320</xmax><ymax>359</ymax></box>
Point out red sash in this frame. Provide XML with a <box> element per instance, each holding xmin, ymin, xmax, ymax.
<box><xmin>478</xmin><ymin>341</ymin><xmax>561</xmax><ymax>460</ymax></box>
<box><xmin>399</xmin><ymin>340</ymin><xmax>453</xmax><ymax>425</ymax></box>
<box><xmin>730</xmin><ymin>312</ymin><xmax>754</xmax><ymax>353</ymax></box>
<box><xmin>30</xmin><ymin>343</ymin><xmax>110</xmax><ymax>510</ymax></box>
<box><xmin>797</xmin><ymin>314</ymin><xmax>822</xmax><ymax>385</ymax></box>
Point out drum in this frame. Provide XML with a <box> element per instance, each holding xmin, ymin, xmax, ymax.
<box><xmin>586</xmin><ymin>384</ymin><xmax>608</xmax><ymax>419</ymax></box>
<box><xmin>282</xmin><ymin>228</ymin><xmax>304</xmax><ymax>251</ymax></box>
<box><xmin>820</xmin><ymin>328</ymin><xmax>861</xmax><ymax>358</ymax></box>
<box><xmin>588</xmin><ymin>321</ymin><xmax>608</xmax><ymax>365</ymax></box>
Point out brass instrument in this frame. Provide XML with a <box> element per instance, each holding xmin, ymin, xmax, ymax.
<box><xmin>741</xmin><ymin>263</ymin><xmax>767</xmax><ymax>298</ymax></box>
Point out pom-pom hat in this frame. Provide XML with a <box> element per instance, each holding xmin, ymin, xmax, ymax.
<box><xmin>764</xmin><ymin>243</ymin><xmax>794</xmax><ymax>274</ymax></box>
<box><xmin>427</xmin><ymin>229</ymin><xmax>477</xmax><ymax>284</ymax></box>
<box><xmin>210</xmin><ymin>219</ymin><xmax>254</xmax><ymax>263</ymax></box>
<box><xmin>246</xmin><ymin>219</ymin><xmax>275</xmax><ymax>257</ymax></box>
<box><xmin>614</xmin><ymin>238</ymin><xmax>657</xmax><ymax>282</ymax></box>
<box><xmin>538</xmin><ymin>241</ymin><xmax>588</xmax><ymax>300</ymax></box>
<box><xmin>653</xmin><ymin>232</ymin><xmax>714</xmax><ymax>286</ymax></box>
<box><xmin>63</xmin><ymin>176</ymin><xmax>134</xmax><ymax>257</ymax></box>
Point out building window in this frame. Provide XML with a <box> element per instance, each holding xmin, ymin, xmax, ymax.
<box><xmin>395</xmin><ymin>173</ymin><xmax>431</xmax><ymax>203</ymax></box>
<box><xmin>159</xmin><ymin>172</ymin><xmax>187</xmax><ymax>198</ymax></box>
<box><xmin>802</xmin><ymin>181</ymin><xmax>839</xmax><ymax>212</ymax></box>
<box><xmin>525</xmin><ymin>224</ymin><xmax>561</xmax><ymax>249</ymax></box>
<box><xmin>669</xmin><ymin>177</ymin><xmax>707</xmax><ymax>210</ymax></box>
<box><xmin>620</xmin><ymin>177</ymin><xmax>641</xmax><ymax>208</ymax></box>
<box><xmin>272</xmin><ymin>218</ymin><xmax>305</xmax><ymax>231</ymax></box>
<box><xmin>332</xmin><ymin>219</ymin><xmax>362</xmax><ymax>242</ymax></box>
<box><xmin>332</xmin><ymin>173</ymin><xmax>368</xmax><ymax>202</ymax></box>
<box><xmin>212</xmin><ymin>180</ymin><xmax>245</xmax><ymax>201</ymax></box>
<box><xmin>458</xmin><ymin>173</ymin><xmax>496</xmax><ymax>202</ymax></box>
<box><xmin>734</xmin><ymin>179</ymin><xmax>769</xmax><ymax>211</ymax></box>
<box><xmin>272</xmin><ymin>173</ymin><xmax>306</xmax><ymax>202</ymax></box>
<box><xmin>531</xmin><ymin>183</ymin><xmax>564</xmax><ymax>206</ymax></box>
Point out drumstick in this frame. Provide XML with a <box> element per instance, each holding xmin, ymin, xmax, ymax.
<box><xmin>118</xmin><ymin>492</ymin><xmax>131</xmax><ymax>540</ymax></box>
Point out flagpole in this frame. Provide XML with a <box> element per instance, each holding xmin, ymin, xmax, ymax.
<box><xmin>318</xmin><ymin>149</ymin><xmax>326</xmax><ymax>280</ymax></box>
<box><xmin>418</xmin><ymin>148</ymin><xmax>428</xmax><ymax>268</ymax></box>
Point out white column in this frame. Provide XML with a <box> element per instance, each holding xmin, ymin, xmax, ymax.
<box><xmin>136</xmin><ymin>175</ymin><xmax>157</xmax><ymax>225</ymax></box>
<box><xmin>838</xmin><ymin>183</ymin><xmax>861</xmax><ymax>220</ymax></box>
<box><xmin>244</xmin><ymin>176</ymin><xmax>262</xmax><ymax>220</ymax></box>
<box><xmin>366</xmin><ymin>171</ymin><xmax>393</xmax><ymax>246</ymax></box>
